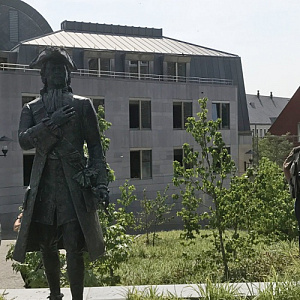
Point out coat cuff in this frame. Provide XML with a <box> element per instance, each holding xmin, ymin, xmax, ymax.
<box><xmin>28</xmin><ymin>119</ymin><xmax>62</xmax><ymax>155</ymax></box>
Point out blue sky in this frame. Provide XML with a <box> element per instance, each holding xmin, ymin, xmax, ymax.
<box><xmin>24</xmin><ymin>0</ymin><xmax>300</xmax><ymax>98</ymax></box>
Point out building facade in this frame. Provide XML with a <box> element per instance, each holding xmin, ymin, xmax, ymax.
<box><xmin>247</xmin><ymin>90</ymin><xmax>289</xmax><ymax>138</ymax></box>
<box><xmin>269</xmin><ymin>87</ymin><xmax>300</xmax><ymax>145</ymax></box>
<box><xmin>0</xmin><ymin>3</ymin><xmax>251</xmax><ymax>237</ymax></box>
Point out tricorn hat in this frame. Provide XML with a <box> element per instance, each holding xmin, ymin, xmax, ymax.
<box><xmin>29</xmin><ymin>47</ymin><xmax>77</xmax><ymax>71</ymax></box>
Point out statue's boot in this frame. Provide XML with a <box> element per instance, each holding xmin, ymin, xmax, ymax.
<box><xmin>67</xmin><ymin>252</ymin><xmax>84</xmax><ymax>300</ymax></box>
<box><xmin>41</xmin><ymin>248</ymin><xmax>62</xmax><ymax>300</ymax></box>
<box><xmin>48</xmin><ymin>293</ymin><xmax>64</xmax><ymax>300</ymax></box>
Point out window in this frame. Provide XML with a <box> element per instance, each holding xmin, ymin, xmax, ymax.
<box><xmin>173</xmin><ymin>101</ymin><xmax>192</xmax><ymax>129</ymax></box>
<box><xmin>88</xmin><ymin>58</ymin><xmax>111</xmax><ymax>76</ymax></box>
<box><xmin>23</xmin><ymin>154</ymin><xmax>34</xmax><ymax>186</ymax></box>
<box><xmin>174</xmin><ymin>148</ymin><xmax>193</xmax><ymax>169</ymax></box>
<box><xmin>129</xmin><ymin>100</ymin><xmax>151</xmax><ymax>129</ymax></box>
<box><xmin>90</xmin><ymin>98</ymin><xmax>104</xmax><ymax>112</ymax></box>
<box><xmin>129</xmin><ymin>60</ymin><xmax>149</xmax><ymax>79</ymax></box>
<box><xmin>167</xmin><ymin>62</ymin><xmax>186</xmax><ymax>81</ymax></box>
<box><xmin>22</xmin><ymin>95</ymin><xmax>38</xmax><ymax>107</ymax></box>
<box><xmin>0</xmin><ymin>57</ymin><xmax>7</xmax><ymax>64</ymax></box>
<box><xmin>212</xmin><ymin>102</ymin><xmax>230</xmax><ymax>129</ymax></box>
<box><xmin>130</xmin><ymin>150</ymin><xmax>152</xmax><ymax>179</ymax></box>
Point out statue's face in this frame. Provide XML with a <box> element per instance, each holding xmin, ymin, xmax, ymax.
<box><xmin>44</xmin><ymin>60</ymin><xmax>68</xmax><ymax>89</ymax></box>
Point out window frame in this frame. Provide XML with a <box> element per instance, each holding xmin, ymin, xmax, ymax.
<box><xmin>22</xmin><ymin>94</ymin><xmax>38</xmax><ymax>107</ymax></box>
<box><xmin>173</xmin><ymin>101</ymin><xmax>193</xmax><ymax>130</ymax></box>
<box><xmin>129</xmin><ymin>60</ymin><xmax>150</xmax><ymax>79</ymax></box>
<box><xmin>89</xmin><ymin>97</ymin><xmax>105</xmax><ymax>113</ymax></box>
<box><xmin>212</xmin><ymin>102</ymin><xmax>230</xmax><ymax>129</ymax></box>
<box><xmin>173</xmin><ymin>147</ymin><xmax>193</xmax><ymax>170</ymax></box>
<box><xmin>167</xmin><ymin>61</ymin><xmax>187</xmax><ymax>82</ymax></box>
<box><xmin>130</xmin><ymin>149</ymin><xmax>152</xmax><ymax>180</ymax></box>
<box><xmin>129</xmin><ymin>99</ymin><xmax>151</xmax><ymax>130</ymax></box>
<box><xmin>88</xmin><ymin>57</ymin><xmax>112</xmax><ymax>76</ymax></box>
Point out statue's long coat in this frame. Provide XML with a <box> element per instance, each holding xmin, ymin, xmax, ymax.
<box><xmin>13</xmin><ymin>92</ymin><xmax>106</xmax><ymax>263</ymax></box>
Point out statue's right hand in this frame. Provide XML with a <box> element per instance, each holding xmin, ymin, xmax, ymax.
<box><xmin>51</xmin><ymin>105</ymin><xmax>75</xmax><ymax>126</ymax></box>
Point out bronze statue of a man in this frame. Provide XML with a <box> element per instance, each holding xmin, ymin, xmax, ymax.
<box><xmin>13</xmin><ymin>47</ymin><xmax>109</xmax><ymax>300</ymax></box>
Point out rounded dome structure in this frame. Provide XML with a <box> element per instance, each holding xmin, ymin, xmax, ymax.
<box><xmin>0</xmin><ymin>0</ymin><xmax>52</xmax><ymax>51</ymax></box>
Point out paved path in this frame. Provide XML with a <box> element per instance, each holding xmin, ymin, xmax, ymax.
<box><xmin>0</xmin><ymin>240</ymin><xmax>24</xmax><ymax>289</ymax></box>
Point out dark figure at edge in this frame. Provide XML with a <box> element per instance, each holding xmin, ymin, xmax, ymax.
<box><xmin>283</xmin><ymin>146</ymin><xmax>300</xmax><ymax>253</ymax></box>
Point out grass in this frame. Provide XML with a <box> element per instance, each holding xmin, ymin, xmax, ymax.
<box><xmin>116</xmin><ymin>230</ymin><xmax>300</xmax><ymax>286</ymax></box>
<box><xmin>125</xmin><ymin>281</ymin><xmax>300</xmax><ymax>299</ymax></box>
<box><xmin>0</xmin><ymin>291</ymin><xmax>15</xmax><ymax>300</ymax></box>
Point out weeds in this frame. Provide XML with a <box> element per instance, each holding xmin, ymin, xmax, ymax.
<box><xmin>118</xmin><ymin>230</ymin><xmax>300</xmax><ymax>285</ymax></box>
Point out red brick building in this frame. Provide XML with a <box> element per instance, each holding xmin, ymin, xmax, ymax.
<box><xmin>269</xmin><ymin>87</ymin><xmax>300</xmax><ymax>145</ymax></box>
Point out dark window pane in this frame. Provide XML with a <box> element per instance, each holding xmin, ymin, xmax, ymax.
<box><xmin>212</xmin><ymin>103</ymin><xmax>221</xmax><ymax>121</ymax></box>
<box><xmin>140</xmin><ymin>61</ymin><xmax>149</xmax><ymax>75</ymax></box>
<box><xmin>92</xmin><ymin>99</ymin><xmax>104</xmax><ymax>112</ymax></box>
<box><xmin>183</xmin><ymin>102</ymin><xmax>192</xmax><ymax>127</ymax></box>
<box><xmin>130</xmin><ymin>151</ymin><xmax>140</xmax><ymax>178</ymax></box>
<box><xmin>89</xmin><ymin>58</ymin><xmax>98</xmax><ymax>71</ymax></box>
<box><xmin>22</xmin><ymin>96</ymin><xmax>36</xmax><ymax>107</ymax></box>
<box><xmin>177</xmin><ymin>62</ymin><xmax>186</xmax><ymax>81</ymax></box>
<box><xmin>0</xmin><ymin>57</ymin><xmax>7</xmax><ymax>64</ymax></box>
<box><xmin>184</xmin><ymin>148</ymin><xmax>193</xmax><ymax>169</ymax></box>
<box><xmin>141</xmin><ymin>101</ymin><xmax>151</xmax><ymax>129</ymax></box>
<box><xmin>100</xmin><ymin>58</ymin><xmax>110</xmax><ymax>72</ymax></box>
<box><xmin>129</xmin><ymin>61</ymin><xmax>138</xmax><ymax>75</ymax></box>
<box><xmin>167</xmin><ymin>62</ymin><xmax>176</xmax><ymax>77</ymax></box>
<box><xmin>23</xmin><ymin>154</ymin><xmax>34</xmax><ymax>186</ymax></box>
<box><xmin>142</xmin><ymin>150</ymin><xmax>152</xmax><ymax>179</ymax></box>
<box><xmin>129</xmin><ymin>101</ymin><xmax>140</xmax><ymax>128</ymax></box>
<box><xmin>173</xmin><ymin>102</ymin><xmax>182</xmax><ymax>129</ymax></box>
<box><xmin>222</xmin><ymin>103</ymin><xmax>230</xmax><ymax>129</ymax></box>
<box><xmin>174</xmin><ymin>149</ymin><xmax>183</xmax><ymax>166</ymax></box>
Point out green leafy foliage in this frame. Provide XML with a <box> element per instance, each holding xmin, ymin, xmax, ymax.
<box><xmin>173</xmin><ymin>98</ymin><xmax>236</xmax><ymax>278</ymax></box>
<box><xmin>226</xmin><ymin>158</ymin><xmax>297</xmax><ymax>240</ymax></box>
<box><xmin>136</xmin><ymin>186</ymin><xmax>174</xmax><ymax>246</ymax></box>
<box><xmin>6</xmin><ymin>244</ymin><xmax>67</xmax><ymax>288</ymax></box>
<box><xmin>258</xmin><ymin>133</ymin><xmax>293</xmax><ymax>167</ymax></box>
<box><xmin>84</xmin><ymin>181</ymin><xmax>137</xmax><ymax>285</ymax></box>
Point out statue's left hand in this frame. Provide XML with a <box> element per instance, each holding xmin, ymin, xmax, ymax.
<box><xmin>99</xmin><ymin>189</ymin><xmax>110</xmax><ymax>209</ymax></box>
<box><xmin>92</xmin><ymin>186</ymin><xmax>109</xmax><ymax>208</ymax></box>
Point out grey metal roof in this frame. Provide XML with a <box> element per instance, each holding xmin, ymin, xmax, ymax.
<box><xmin>246</xmin><ymin>93</ymin><xmax>289</xmax><ymax>125</ymax></box>
<box><xmin>21</xmin><ymin>30</ymin><xmax>237</xmax><ymax>57</ymax></box>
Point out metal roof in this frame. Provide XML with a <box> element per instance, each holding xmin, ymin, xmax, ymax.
<box><xmin>21</xmin><ymin>30</ymin><xmax>237</xmax><ymax>57</ymax></box>
<box><xmin>246</xmin><ymin>93</ymin><xmax>289</xmax><ymax>125</ymax></box>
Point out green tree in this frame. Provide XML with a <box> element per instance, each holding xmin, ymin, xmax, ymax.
<box><xmin>228</xmin><ymin>157</ymin><xmax>297</xmax><ymax>240</ymax></box>
<box><xmin>85</xmin><ymin>181</ymin><xmax>137</xmax><ymax>285</ymax></box>
<box><xmin>258</xmin><ymin>133</ymin><xmax>293</xmax><ymax>167</ymax></box>
<box><xmin>136</xmin><ymin>186</ymin><xmax>174</xmax><ymax>246</ymax></box>
<box><xmin>173</xmin><ymin>98</ymin><xmax>236</xmax><ymax>279</ymax></box>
